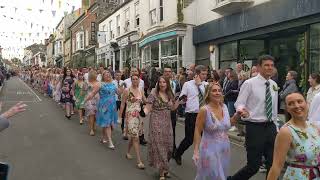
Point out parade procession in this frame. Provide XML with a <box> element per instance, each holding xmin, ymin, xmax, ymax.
<box><xmin>1</xmin><ymin>0</ymin><xmax>320</xmax><ymax>180</ymax></box>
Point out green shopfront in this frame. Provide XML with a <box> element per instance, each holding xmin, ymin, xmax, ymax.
<box><xmin>139</xmin><ymin>27</ymin><xmax>185</xmax><ymax>72</ymax></box>
<box><xmin>193</xmin><ymin>0</ymin><xmax>320</xmax><ymax>90</ymax></box>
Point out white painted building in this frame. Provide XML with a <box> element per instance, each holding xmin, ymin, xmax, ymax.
<box><xmin>98</xmin><ymin>0</ymin><xmax>140</xmax><ymax>70</ymax></box>
<box><xmin>54</xmin><ymin>18</ymin><xmax>64</xmax><ymax>67</ymax></box>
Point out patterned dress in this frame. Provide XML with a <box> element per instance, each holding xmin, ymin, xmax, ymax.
<box><xmin>126</xmin><ymin>88</ymin><xmax>143</xmax><ymax>138</ymax></box>
<box><xmin>74</xmin><ymin>81</ymin><xmax>86</xmax><ymax>109</ymax></box>
<box><xmin>84</xmin><ymin>82</ymin><xmax>99</xmax><ymax>116</ymax></box>
<box><xmin>60</xmin><ymin>77</ymin><xmax>74</xmax><ymax>104</ymax></box>
<box><xmin>96</xmin><ymin>82</ymin><xmax>118</xmax><ymax>127</ymax></box>
<box><xmin>147</xmin><ymin>92</ymin><xmax>173</xmax><ymax>172</ymax></box>
<box><xmin>196</xmin><ymin>105</ymin><xmax>231</xmax><ymax>180</ymax></box>
<box><xmin>283</xmin><ymin>121</ymin><xmax>320</xmax><ymax>180</ymax></box>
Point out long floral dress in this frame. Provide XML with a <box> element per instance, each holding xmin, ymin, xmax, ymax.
<box><xmin>74</xmin><ymin>81</ymin><xmax>86</xmax><ymax>109</ymax></box>
<box><xmin>126</xmin><ymin>88</ymin><xmax>143</xmax><ymax>138</ymax></box>
<box><xmin>283</xmin><ymin>121</ymin><xmax>320</xmax><ymax>180</ymax></box>
<box><xmin>60</xmin><ymin>77</ymin><xmax>74</xmax><ymax>104</ymax></box>
<box><xmin>147</xmin><ymin>92</ymin><xmax>173</xmax><ymax>173</ymax></box>
<box><xmin>84</xmin><ymin>82</ymin><xmax>99</xmax><ymax>116</ymax></box>
<box><xmin>96</xmin><ymin>82</ymin><xmax>118</xmax><ymax>127</ymax></box>
<box><xmin>196</xmin><ymin>104</ymin><xmax>231</xmax><ymax>180</ymax></box>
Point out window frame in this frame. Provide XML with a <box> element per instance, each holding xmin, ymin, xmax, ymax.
<box><xmin>149</xmin><ymin>9</ymin><xmax>157</xmax><ymax>26</ymax></box>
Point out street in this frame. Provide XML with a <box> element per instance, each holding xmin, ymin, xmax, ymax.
<box><xmin>0</xmin><ymin>77</ymin><xmax>265</xmax><ymax>180</ymax></box>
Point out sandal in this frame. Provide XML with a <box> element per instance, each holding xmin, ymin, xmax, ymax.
<box><xmin>159</xmin><ymin>176</ymin><xmax>165</xmax><ymax>180</ymax></box>
<box><xmin>80</xmin><ymin>119</ymin><xmax>84</xmax><ymax>125</ymax></box>
<box><xmin>164</xmin><ymin>172</ymin><xmax>171</xmax><ymax>178</ymax></box>
<box><xmin>125</xmin><ymin>153</ymin><xmax>133</xmax><ymax>160</ymax></box>
<box><xmin>137</xmin><ymin>162</ymin><xmax>145</xmax><ymax>170</ymax></box>
<box><xmin>89</xmin><ymin>130</ymin><xmax>95</xmax><ymax>136</ymax></box>
<box><xmin>99</xmin><ymin>139</ymin><xmax>108</xmax><ymax>144</ymax></box>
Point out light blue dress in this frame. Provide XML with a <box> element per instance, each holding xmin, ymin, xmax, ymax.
<box><xmin>195</xmin><ymin>104</ymin><xmax>231</xmax><ymax>180</ymax></box>
<box><xmin>96</xmin><ymin>82</ymin><xmax>118</xmax><ymax>127</ymax></box>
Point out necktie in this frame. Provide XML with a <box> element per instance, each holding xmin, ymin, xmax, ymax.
<box><xmin>265</xmin><ymin>81</ymin><xmax>272</xmax><ymax>121</ymax></box>
<box><xmin>198</xmin><ymin>84</ymin><xmax>204</xmax><ymax>108</ymax></box>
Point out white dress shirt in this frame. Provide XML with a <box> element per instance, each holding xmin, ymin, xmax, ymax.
<box><xmin>124</xmin><ymin>78</ymin><xmax>144</xmax><ymax>90</ymax></box>
<box><xmin>112</xmin><ymin>79</ymin><xmax>124</xmax><ymax>101</ymax></box>
<box><xmin>97</xmin><ymin>74</ymin><xmax>102</xmax><ymax>82</ymax></box>
<box><xmin>309</xmin><ymin>92</ymin><xmax>320</xmax><ymax>122</ymax></box>
<box><xmin>235</xmin><ymin>74</ymin><xmax>278</xmax><ymax>123</ymax></box>
<box><xmin>180</xmin><ymin>80</ymin><xmax>208</xmax><ymax>113</ymax></box>
<box><xmin>84</xmin><ymin>73</ymin><xmax>89</xmax><ymax>83</ymax></box>
<box><xmin>307</xmin><ymin>84</ymin><xmax>320</xmax><ymax>106</ymax></box>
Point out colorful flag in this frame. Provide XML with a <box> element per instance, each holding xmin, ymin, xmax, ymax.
<box><xmin>52</xmin><ymin>10</ymin><xmax>56</xmax><ymax>17</ymax></box>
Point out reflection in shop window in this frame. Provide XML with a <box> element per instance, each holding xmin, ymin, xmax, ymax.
<box><xmin>310</xmin><ymin>23</ymin><xmax>320</xmax><ymax>74</ymax></box>
<box><xmin>161</xmin><ymin>38</ymin><xmax>177</xmax><ymax>56</ymax></box>
<box><xmin>220</xmin><ymin>41</ymin><xmax>237</xmax><ymax>61</ymax></box>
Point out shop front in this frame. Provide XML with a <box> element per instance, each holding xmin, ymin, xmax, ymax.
<box><xmin>139</xmin><ymin>30</ymin><xmax>184</xmax><ymax>72</ymax></box>
<box><xmin>118</xmin><ymin>32</ymin><xmax>140</xmax><ymax>70</ymax></box>
<box><xmin>194</xmin><ymin>0</ymin><xmax>320</xmax><ymax>91</ymax></box>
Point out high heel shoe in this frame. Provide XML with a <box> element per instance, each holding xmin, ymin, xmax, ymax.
<box><xmin>65</xmin><ymin>115</ymin><xmax>71</xmax><ymax>119</ymax></box>
<box><xmin>80</xmin><ymin>119</ymin><xmax>84</xmax><ymax>125</ymax></box>
<box><xmin>108</xmin><ymin>141</ymin><xmax>115</xmax><ymax>150</ymax></box>
<box><xmin>137</xmin><ymin>162</ymin><xmax>145</xmax><ymax>170</ymax></box>
<box><xmin>164</xmin><ymin>172</ymin><xmax>171</xmax><ymax>178</ymax></box>
<box><xmin>89</xmin><ymin>130</ymin><xmax>95</xmax><ymax>136</ymax></box>
<box><xmin>99</xmin><ymin>139</ymin><xmax>108</xmax><ymax>144</ymax></box>
<box><xmin>125</xmin><ymin>153</ymin><xmax>133</xmax><ymax>160</ymax></box>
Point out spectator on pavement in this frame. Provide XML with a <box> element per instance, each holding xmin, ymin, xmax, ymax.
<box><xmin>279</xmin><ymin>71</ymin><xmax>299</xmax><ymax>121</ymax></box>
<box><xmin>306</xmin><ymin>73</ymin><xmax>320</xmax><ymax>106</ymax></box>
<box><xmin>309</xmin><ymin>92</ymin><xmax>320</xmax><ymax>122</ymax></box>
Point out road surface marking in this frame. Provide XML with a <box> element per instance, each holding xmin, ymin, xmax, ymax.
<box><xmin>18</xmin><ymin>78</ymin><xmax>42</xmax><ymax>102</ymax></box>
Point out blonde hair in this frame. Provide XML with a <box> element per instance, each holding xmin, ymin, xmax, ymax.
<box><xmin>88</xmin><ymin>70</ymin><xmax>97</xmax><ymax>82</ymax></box>
<box><xmin>204</xmin><ymin>83</ymin><xmax>223</xmax><ymax>105</ymax></box>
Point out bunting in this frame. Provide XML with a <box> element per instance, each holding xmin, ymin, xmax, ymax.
<box><xmin>52</xmin><ymin>10</ymin><xmax>56</xmax><ymax>17</ymax></box>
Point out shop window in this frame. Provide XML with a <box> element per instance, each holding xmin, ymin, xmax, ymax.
<box><xmin>219</xmin><ymin>41</ymin><xmax>237</xmax><ymax>69</ymax></box>
<box><xmin>161</xmin><ymin>38</ymin><xmax>177</xmax><ymax>57</ymax></box>
<box><xmin>310</xmin><ymin>23</ymin><xmax>320</xmax><ymax>74</ymax></box>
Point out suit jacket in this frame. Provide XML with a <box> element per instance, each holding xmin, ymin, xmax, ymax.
<box><xmin>279</xmin><ymin>79</ymin><xmax>298</xmax><ymax>109</ymax></box>
<box><xmin>224</xmin><ymin>80</ymin><xmax>239</xmax><ymax>102</ymax></box>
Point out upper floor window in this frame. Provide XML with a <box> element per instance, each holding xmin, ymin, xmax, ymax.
<box><xmin>85</xmin><ymin>30</ymin><xmax>89</xmax><ymax>47</ymax></box>
<box><xmin>116</xmin><ymin>15</ymin><xmax>120</xmax><ymax>36</ymax></box>
<box><xmin>150</xmin><ymin>9</ymin><xmax>157</xmax><ymax>26</ymax></box>
<box><xmin>109</xmin><ymin>20</ymin><xmax>114</xmax><ymax>39</ymax></box>
<box><xmin>124</xmin><ymin>8</ymin><xmax>130</xmax><ymax>32</ymax></box>
<box><xmin>76</xmin><ymin>32</ymin><xmax>84</xmax><ymax>50</ymax></box>
<box><xmin>160</xmin><ymin>0</ymin><xmax>163</xmax><ymax>21</ymax></box>
<box><xmin>134</xmin><ymin>1</ymin><xmax>140</xmax><ymax>28</ymax></box>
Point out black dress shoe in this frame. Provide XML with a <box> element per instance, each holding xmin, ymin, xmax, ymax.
<box><xmin>139</xmin><ymin>134</ymin><xmax>147</xmax><ymax>145</ymax></box>
<box><xmin>174</xmin><ymin>155</ymin><xmax>182</xmax><ymax>166</ymax></box>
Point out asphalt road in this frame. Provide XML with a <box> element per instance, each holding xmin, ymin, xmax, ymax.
<box><xmin>0</xmin><ymin>77</ymin><xmax>265</xmax><ymax>180</ymax></box>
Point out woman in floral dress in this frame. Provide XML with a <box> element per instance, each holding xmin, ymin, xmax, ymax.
<box><xmin>193</xmin><ymin>83</ymin><xmax>239</xmax><ymax>180</ymax></box>
<box><xmin>60</xmin><ymin>68</ymin><xmax>75</xmax><ymax>119</ymax></box>
<box><xmin>119</xmin><ymin>74</ymin><xmax>146</xmax><ymax>169</ymax></box>
<box><xmin>85</xmin><ymin>70</ymin><xmax>118</xmax><ymax>149</ymax></box>
<box><xmin>74</xmin><ymin>72</ymin><xmax>86</xmax><ymax>125</ymax></box>
<box><xmin>268</xmin><ymin>92</ymin><xmax>320</xmax><ymax>180</ymax></box>
<box><xmin>144</xmin><ymin>76</ymin><xmax>181</xmax><ymax>180</ymax></box>
<box><xmin>83</xmin><ymin>70</ymin><xmax>99</xmax><ymax>136</ymax></box>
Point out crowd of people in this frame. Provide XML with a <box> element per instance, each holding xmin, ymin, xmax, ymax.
<box><xmin>18</xmin><ymin>54</ymin><xmax>320</xmax><ymax>180</ymax></box>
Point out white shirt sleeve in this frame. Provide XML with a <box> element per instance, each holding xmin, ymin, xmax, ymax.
<box><xmin>309</xmin><ymin>93</ymin><xmax>320</xmax><ymax>121</ymax></box>
<box><xmin>235</xmin><ymin>80</ymin><xmax>252</xmax><ymax>119</ymax></box>
<box><xmin>180</xmin><ymin>81</ymin><xmax>188</xmax><ymax>97</ymax></box>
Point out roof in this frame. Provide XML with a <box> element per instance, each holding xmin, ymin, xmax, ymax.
<box><xmin>68</xmin><ymin>2</ymin><xmax>98</xmax><ymax>30</ymax></box>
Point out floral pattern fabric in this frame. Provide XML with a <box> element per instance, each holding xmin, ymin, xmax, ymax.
<box><xmin>283</xmin><ymin>121</ymin><xmax>320</xmax><ymax>180</ymax></box>
<box><xmin>60</xmin><ymin>77</ymin><xmax>74</xmax><ymax>104</ymax></box>
<box><xmin>147</xmin><ymin>92</ymin><xmax>173</xmax><ymax>172</ymax></box>
<box><xmin>195</xmin><ymin>104</ymin><xmax>231</xmax><ymax>180</ymax></box>
<box><xmin>74</xmin><ymin>81</ymin><xmax>86</xmax><ymax>109</ymax></box>
<box><xmin>84</xmin><ymin>82</ymin><xmax>99</xmax><ymax>116</ymax></box>
<box><xmin>96</xmin><ymin>82</ymin><xmax>118</xmax><ymax>128</ymax></box>
<box><xmin>126</xmin><ymin>88</ymin><xmax>143</xmax><ymax>138</ymax></box>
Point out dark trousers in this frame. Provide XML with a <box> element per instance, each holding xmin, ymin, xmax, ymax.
<box><xmin>117</xmin><ymin>101</ymin><xmax>126</xmax><ymax>132</ymax></box>
<box><xmin>175</xmin><ymin>113</ymin><xmax>198</xmax><ymax>158</ymax></box>
<box><xmin>230</xmin><ymin>122</ymin><xmax>277</xmax><ymax>180</ymax></box>
<box><xmin>171</xmin><ymin>110</ymin><xmax>177</xmax><ymax>150</ymax></box>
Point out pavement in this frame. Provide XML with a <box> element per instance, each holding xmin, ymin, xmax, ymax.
<box><xmin>0</xmin><ymin>77</ymin><xmax>265</xmax><ymax>180</ymax></box>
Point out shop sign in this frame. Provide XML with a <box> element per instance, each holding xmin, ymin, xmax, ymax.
<box><xmin>118</xmin><ymin>37</ymin><xmax>129</xmax><ymax>48</ymax></box>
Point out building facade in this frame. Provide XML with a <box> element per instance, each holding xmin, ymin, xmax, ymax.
<box><xmin>193</xmin><ymin>0</ymin><xmax>320</xmax><ymax>90</ymax></box>
<box><xmin>54</xmin><ymin>18</ymin><xmax>64</xmax><ymax>67</ymax></box>
<box><xmin>98</xmin><ymin>0</ymin><xmax>140</xmax><ymax>70</ymax></box>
